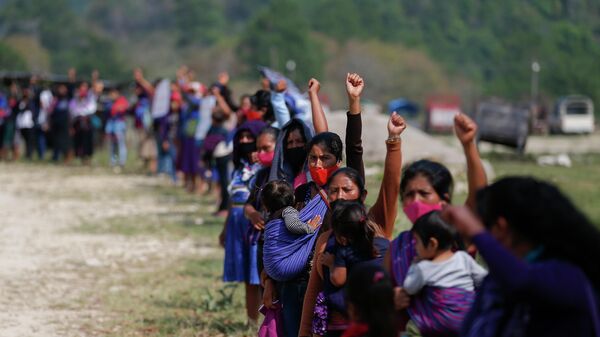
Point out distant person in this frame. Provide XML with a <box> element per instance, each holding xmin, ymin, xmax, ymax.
<box><xmin>50</xmin><ymin>84</ymin><xmax>72</xmax><ymax>163</ymax></box>
<box><xmin>104</xmin><ymin>87</ymin><xmax>129</xmax><ymax>170</ymax></box>
<box><xmin>69</xmin><ymin>82</ymin><xmax>97</xmax><ymax>164</ymax></box>
<box><xmin>16</xmin><ymin>87</ymin><xmax>35</xmax><ymax>160</ymax></box>
<box><xmin>133</xmin><ymin>69</ymin><xmax>157</xmax><ymax>174</ymax></box>
<box><xmin>220</xmin><ymin>120</ymin><xmax>266</xmax><ymax>329</ymax></box>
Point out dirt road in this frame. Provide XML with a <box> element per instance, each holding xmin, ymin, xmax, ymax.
<box><xmin>0</xmin><ymin>164</ymin><xmax>210</xmax><ymax>337</ymax></box>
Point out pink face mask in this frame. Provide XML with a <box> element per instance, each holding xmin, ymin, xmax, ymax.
<box><xmin>403</xmin><ymin>201</ymin><xmax>443</xmax><ymax>224</ymax></box>
<box><xmin>258</xmin><ymin>151</ymin><xmax>275</xmax><ymax>167</ymax></box>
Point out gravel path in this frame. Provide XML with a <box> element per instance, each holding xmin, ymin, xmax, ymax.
<box><xmin>0</xmin><ymin>164</ymin><xmax>211</xmax><ymax>337</ymax></box>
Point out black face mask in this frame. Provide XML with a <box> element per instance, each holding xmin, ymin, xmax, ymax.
<box><xmin>238</xmin><ymin>142</ymin><xmax>257</xmax><ymax>160</ymax></box>
<box><xmin>285</xmin><ymin>146</ymin><xmax>307</xmax><ymax>171</ymax></box>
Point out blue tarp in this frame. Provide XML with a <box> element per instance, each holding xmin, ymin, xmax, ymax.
<box><xmin>388</xmin><ymin>98</ymin><xmax>419</xmax><ymax>117</ymax></box>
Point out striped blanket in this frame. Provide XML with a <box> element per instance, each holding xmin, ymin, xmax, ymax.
<box><xmin>263</xmin><ymin>193</ymin><xmax>328</xmax><ymax>282</ymax></box>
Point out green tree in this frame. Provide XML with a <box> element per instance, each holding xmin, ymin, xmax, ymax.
<box><xmin>174</xmin><ymin>0</ymin><xmax>226</xmax><ymax>46</ymax></box>
<box><xmin>0</xmin><ymin>0</ymin><xmax>127</xmax><ymax>79</ymax></box>
<box><xmin>237</xmin><ymin>0</ymin><xmax>324</xmax><ymax>83</ymax></box>
<box><xmin>0</xmin><ymin>42</ymin><xmax>27</xmax><ymax>71</ymax></box>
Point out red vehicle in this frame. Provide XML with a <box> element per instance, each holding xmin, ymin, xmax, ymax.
<box><xmin>424</xmin><ymin>95</ymin><xmax>462</xmax><ymax>133</ymax></box>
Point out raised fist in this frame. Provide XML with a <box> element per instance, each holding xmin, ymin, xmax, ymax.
<box><xmin>454</xmin><ymin>113</ymin><xmax>478</xmax><ymax>145</ymax></box>
<box><xmin>346</xmin><ymin>73</ymin><xmax>364</xmax><ymax>99</ymax></box>
<box><xmin>388</xmin><ymin>112</ymin><xmax>407</xmax><ymax>138</ymax></box>
<box><xmin>308</xmin><ymin>78</ymin><xmax>321</xmax><ymax>95</ymax></box>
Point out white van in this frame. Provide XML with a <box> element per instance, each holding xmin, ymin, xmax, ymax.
<box><xmin>550</xmin><ymin>96</ymin><xmax>595</xmax><ymax>134</ymax></box>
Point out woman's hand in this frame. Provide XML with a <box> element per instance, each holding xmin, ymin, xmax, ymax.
<box><xmin>454</xmin><ymin>113</ymin><xmax>478</xmax><ymax>146</ymax></box>
<box><xmin>441</xmin><ymin>205</ymin><xmax>486</xmax><ymax>238</ymax></box>
<box><xmin>308</xmin><ymin>78</ymin><xmax>321</xmax><ymax>95</ymax></box>
<box><xmin>321</xmin><ymin>252</ymin><xmax>334</xmax><ymax>268</ymax></box>
<box><xmin>248</xmin><ymin>210</ymin><xmax>265</xmax><ymax>231</ymax></box>
<box><xmin>393</xmin><ymin>287</ymin><xmax>411</xmax><ymax>310</ymax></box>
<box><xmin>346</xmin><ymin>73</ymin><xmax>364</xmax><ymax>115</ymax></box>
<box><xmin>387</xmin><ymin>112</ymin><xmax>407</xmax><ymax>138</ymax></box>
<box><xmin>275</xmin><ymin>79</ymin><xmax>287</xmax><ymax>93</ymax></box>
<box><xmin>263</xmin><ymin>279</ymin><xmax>277</xmax><ymax>309</ymax></box>
<box><xmin>346</xmin><ymin>73</ymin><xmax>364</xmax><ymax>99</ymax></box>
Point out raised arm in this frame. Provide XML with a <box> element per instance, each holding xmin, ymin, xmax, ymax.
<box><xmin>133</xmin><ymin>68</ymin><xmax>155</xmax><ymax>97</ymax></box>
<box><xmin>308</xmin><ymin>78</ymin><xmax>328</xmax><ymax>133</ymax></box>
<box><xmin>345</xmin><ymin>73</ymin><xmax>365</xmax><ymax>181</ymax></box>
<box><xmin>454</xmin><ymin>113</ymin><xmax>487</xmax><ymax>210</ymax></box>
<box><xmin>443</xmin><ymin>205</ymin><xmax>591</xmax><ymax>310</ymax></box>
<box><xmin>368</xmin><ymin>113</ymin><xmax>406</xmax><ymax>239</ymax></box>
<box><xmin>271</xmin><ymin>79</ymin><xmax>291</xmax><ymax>128</ymax></box>
<box><xmin>212</xmin><ymin>86</ymin><xmax>232</xmax><ymax>118</ymax></box>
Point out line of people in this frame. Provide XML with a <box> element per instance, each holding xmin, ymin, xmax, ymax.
<box><xmin>0</xmin><ymin>67</ymin><xmax>303</xmax><ymax>218</ymax></box>
<box><xmin>218</xmin><ymin>72</ymin><xmax>600</xmax><ymax>337</ymax></box>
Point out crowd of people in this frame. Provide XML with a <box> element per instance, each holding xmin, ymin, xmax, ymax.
<box><xmin>1</xmin><ymin>66</ymin><xmax>599</xmax><ymax>337</ymax></box>
<box><xmin>211</xmin><ymin>72</ymin><xmax>600</xmax><ymax>337</ymax></box>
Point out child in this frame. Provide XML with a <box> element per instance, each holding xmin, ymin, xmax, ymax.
<box><xmin>314</xmin><ymin>201</ymin><xmax>390</xmax><ymax>336</ymax></box>
<box><xmin>343</xmin><ymin>264</ymin><xmax>397</xmax><ymax>337</ymax></box>
<box><xmin>402</xmin><ymin>210</ymin><xmax>487</xmax><ymax>336</ymax></box>
<box><xmin>261</xmin><ymin>179</ymin><xmax>321</xmax><ymax>235</ymax></box>
<box><xmin>323</xmin><ymin>201</ymin><xmax>389</xmax><ymax>288</ymax></box>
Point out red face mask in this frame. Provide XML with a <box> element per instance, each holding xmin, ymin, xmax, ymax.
<box><xmin>245</xmin><ymin>110</ymin><xmax>263</xmax><ymax>121</ymax></box>
<box><xmin>257</xmin><ymin>151</ymin><xmax>275</xmax><ymax>167</ymax></box>
<box><xmin>309</xmin><ymin>163</ymin><xmax>340</xmax><ymax>187</ymax></box>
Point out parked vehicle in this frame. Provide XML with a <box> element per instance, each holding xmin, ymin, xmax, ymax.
<box><xmin>475</xmin><ymin>99</ymin><xmax>529</xmax><ymax>153</ymax></box>
<box><xmin>550</xmin><ymin>95</ymin><xmax>594</xmax><ymax>134</ymax></box>
<box><xmin>423</xmin><ymin>95</ymin><xmax>462</xmax><ymax>133</ymax></box>
<box><xmin>387</xmin><ymin>98</ymin><xmax>419</xmax><ymax>118</ymax></box>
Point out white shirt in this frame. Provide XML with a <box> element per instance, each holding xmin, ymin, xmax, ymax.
<box><xmin>403</xmin><ymin>251</ymin><xmax>488</xmax><ymax>295</ymax></box>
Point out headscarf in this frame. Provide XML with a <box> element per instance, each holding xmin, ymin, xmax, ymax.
<box><xmin>232</xmin><ymin>120</ymin><xmax>266</xmax><ymax>168</ymax></box>
<box><xmin>268</xmin><ymin>118</ymin><xmax>314</xmax><ymax>183</ymax></box>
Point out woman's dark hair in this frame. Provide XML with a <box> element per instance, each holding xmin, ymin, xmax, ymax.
<box><xmin>400</xmin><ymin>160</ymin><xmax>454</xmax><ymax>202</ymax></box>
<box><xmin>332</xmin><ymin>201</ymin><xmax>376</xmax><ymax>258</ymax></box>
<box><xmin>346</xmin><ymin>264</ymin><xmax>397</xmax><ymax>337</ymax></box>
<box><xmin>412</xmin><ymin>211</ymin><xmax>462</xmax><ymax>251</ymax></box>
<box><xmin>251</xmin><ymin>90</ymin><xmax>274</xmax><ymax>123</ymax></box>
<box><xmin>258</xmin><ymin>126</ymin><xmax>279</xmax><ymax>142</ymax></box>
<box><xmin>284</xmin><ymin>120</ymin><xmax>307</xmax><ymax>148</ymax></box>
<box><xmin>327</xmin><ymin>167</ymin><xmax>366</xmax><ymax>201</ymax></box>
<box><xmin>261</xmin><ymin>180</ymin><xmax>295</xmax><ymax>213</ymax></box>
<box><xmin>307</xmin><ymin>132</ymin><xmax>343</xmax><ymax>162</ymax></box>
<box><xmin>476</xmin><ymin>176</ymin><xmax>600</xmax><ymax>289</ymax></box>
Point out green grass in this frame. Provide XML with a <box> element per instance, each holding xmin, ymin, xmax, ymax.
<box><xmin>484</xmin><ymin>152</ymin><xmax>600</xmax><ymax>225</ymax></box>
<box><xmin>9</xmin><ymin>146</ymin><xmax>600</xmax><ymax>336</ymax></box>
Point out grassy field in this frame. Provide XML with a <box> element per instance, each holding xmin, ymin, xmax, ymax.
<box><xmin>8</xmin><ymin>147</ymin><xmax>598</xmax><ymax>337</ymax></box>
<box><xmin>484</xmin><ymin>152</ymin><xmax>600</xmax><ymax>225</ymax></box>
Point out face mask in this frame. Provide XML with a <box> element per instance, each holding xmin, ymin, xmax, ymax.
<box><xmin>258</xmin><ymin>151</ymin><xmax>274</xmax><ymax>167</ymax></box>
<box><xmin>309</xmin><ymin>164</ymin><xmax>340</xmax><ymax>187</ymax></box>
<box><xmin>403</xmin><ymin>201</ymin><xmax>442</xmax><ymax>224</ymax></box>
<box><xmin>245</xmin><ymin>110</ymin><xmax>263</xmax><ymax>121</ymax></box>
<box><xmin>285</xmin><ymin>147</ymin><xmax>307</xmax><ymax>171</ymax></box>
<box><xmin>238</xmin><ymin>142</ymin><xmax>257</xmax><ymax>161</ymax></box>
